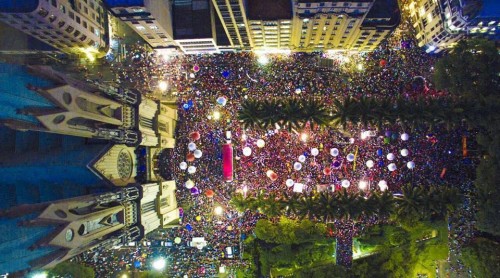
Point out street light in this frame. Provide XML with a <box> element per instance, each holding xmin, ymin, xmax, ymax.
<box><xmin>159</xmin><ymin>81</ymin><xmax>168</xmax><ymax>92</ymax></box>
<box><xmin>257</xmin><ymin>55</ymin><xmax>269</xmax><ymax>65</ymax></box>
<box><xmin>214</xmin><ymin>206</ymin><xmax>223</xmax><ymax>215</ymax></box>
<box><xmin>300</xmin><ymin>133</ymin><xmax>308</xmax><ymax>142</ymax></box>
<box><xmin>31</xmin><ymin>272</ymin><xmax>47</xmax><ymax>278</ymax></box>
<box><xmin>152</xmin><ymin>257</ymin><xmax>166</xmax><ymax>271</ymax></box>
<box><xmin>213</xmin><ymin>111</ymin><xmax>221</xmax><ymax>120</ymax></box>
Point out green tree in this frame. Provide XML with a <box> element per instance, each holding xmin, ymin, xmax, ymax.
<box><xmin>238</xmin><ymin>99</ymin><xmax>261</xmax><ymax>129</ymax></box>
<box><xmin>461</xmin><ymin>237</ymin><xmax>500</xmax><ymax>278</ymax></box>
<box><xmin>48</xmin><ymin>262</ymin><xmax>95</xmax><ymax>278</ymax></box>
<box><xmin>254</xmin><ymin>219</ymin><xmax>279</xmax><ymax>243</ymax></box>
<box><xmin>394</xmin><ymin>184</ymin><xmax>426</xmax><ymax>225</ymax></box>
<box><xmin>433</xmin><ymin>38</ymin><xmax>500</xmax><ymax>96</ymax></box>
<box><xmin>281</xmin><ymin>98</ymin><xmax>303</xmax><ymax>131</ymax></box>
<box><xmin>301</xmin><ymin>98</ymin><xmax>330</xmax><ymax>129</ymax></box>
<box><xmin>258</xmin><ymin>99</ymin><xmax>280</xmax><ymax>130</ymax></box>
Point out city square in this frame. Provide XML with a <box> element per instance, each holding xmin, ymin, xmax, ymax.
<box><xmin>0</xmin><ymin>0</ymin><xmax>499</xmax><ymax>278</ymax></box>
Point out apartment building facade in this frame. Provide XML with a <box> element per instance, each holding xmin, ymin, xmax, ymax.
<box><xmin>104</xmin><ymin>0</ymin><xmax>177</xmax><ymax>49</ymax></box>
<box><xmin>0</xmin><ymin>0</ymin><xmax>108</xmax><ymax>57</ymax></box>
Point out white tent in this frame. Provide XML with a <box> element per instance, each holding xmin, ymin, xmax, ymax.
<box><xmin>293</xmin><ymin>183</ymin><xmax>304</xmax><ymax>193</ymax></box>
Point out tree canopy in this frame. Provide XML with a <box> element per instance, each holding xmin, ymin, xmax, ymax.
<box><xmin>48</xmin><ymin>262</ymin><xmax>95</xmax><ymax>278</ymax></box>
<box><xmin>433</xmin><ymin>39</ymin><xmax>500</xmax><ymax>96</ymax></box>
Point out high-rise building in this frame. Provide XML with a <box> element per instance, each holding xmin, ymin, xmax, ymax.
<box><xmin>290</xmin><ymin>0</ymin><xmax>400</xmax><ymax>52</ymax></box>
<box><xmin>0</xmin><ymin>65</ymin><xmax>141</xmax><ymax>146</ymax></box>
<box><xmin>246</xmin><ymin>0</ymin><xmax>293</xmax><ymax>50</ymax></box>
<box><xmin>0</xmin><ymin>180</ymin><xmax>179</xmax><ymax>275</ymax></box>
<box><xmin>0</xmin><ymin>60</ymin><xmax>180</xmax><ymax>275</ymax></box>
<box><xmin>0</xmin><ymin>0</ymin><xmax>109</xmax><ymax>57</ymax></box>
<box><xmin>172</xmin><ymin>0</ymin><xmax>221</xmax><ymax>54</ymax></box>
<box><xmin>211</xmin><ymin>0</ymin><xmax>252</xmax><ymax>49</ymax></box>
<box><xmin>0</xmin><ymin>187</ymin><xmax>142</xmax><ymax>274</ymax></box>
<box><xmin>409</xmin><ymin>0</ymin><xmax>464</xmax><ymax>52</ymax></box>
<box><xmin>104</xmin><ymin>0</ymin><xmax>177</xmax><ymax>49</ymax></box>
<box><xmin>466</xmin><ymin>0</ymin><xmax>500</xmax><ymax>41</ymax></box>
<box><xmin>409</xmin><ymin>0</ymin><xmax>499</xmax><ymax>53</ymax></box>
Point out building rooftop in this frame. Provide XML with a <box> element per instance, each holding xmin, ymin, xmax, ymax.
<box><xmin>247</xmin><ymin>0</ymin><xmax>293</xmax><ymax>21</ymax></box>
<box><xmin>297</xmin><ymin>0</ymin><xmax>372</xmax><ymax>3</ymax></box>
<box><xmin>0</xmin><ymin>0</ymin><xmax>38</xmax><ymax>13</ymax></box>
<box><xmin>478</xmin><ymin>0</ymin><xmax>500</xmax><ymax>18</ymax></box>
<box><xmin>173</xmin><ymin>0</ymin><xmax>213</xmax><ymax>40</ymax></box>
<box><xmin>362</xmin><ymin>0</ymin><xmax>400</xmax><ymax>28</ymax></box>
<box><xmin>104</xmin><ymin>0</ymin><xmax>145</xmax><ymax>8</ymax></box>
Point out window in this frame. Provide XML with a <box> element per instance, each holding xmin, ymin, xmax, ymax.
<box><xmin>75</xmin><ymin>16</ymin><xmax>80</xmax><ymax>24</ymax></box>
<box><xmin>65</xmin><ymin>25</ymin><xmax>74</xmax><ymax>33</ymax></box>
<box><xmin>73</xmin><ymin>30</ymin><xmax>80</xmax><ymax>37</ymax></box>
<box><xmin>38</xmin><ymin>8</ymin><xmax>49</xmax><ymax>17</ymax></box>
<box><xmin>49</xmin><ymin>15</ymin><xmax>57</xmax><ymax>22</ymax></box>
<box><xmin>58</xmin><ymin>21</ymin><xmax>65</xmax><ymax>27</ymax></box>
<box><xmin>68</xmin><ymin>11</ymin><xmax>74</xmax><ymax>19</ymax></box>
<box><xmin>51</xmin><ymin>0</ymin><xmax>57</xmax><ymax>7</ymax></box>
<box><xmin>83</xmin><ymin>21</ymin><xmax>87</xmax><ymax>28</ymax></box>
<box><xmin>80</xmin><ymin>35</ymin><xmax>87</xmax><ymax>41</ymax></box>
<box><xmin>59</xmin><ymin>5</ymin><xmax>65</xmax><ymax>13</ymax></box>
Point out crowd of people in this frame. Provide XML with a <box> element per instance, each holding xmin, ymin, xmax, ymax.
<box><xmin>77</xmin><ymin>36</ymin><xmax>475</xmax><ymax>276</ymax></box>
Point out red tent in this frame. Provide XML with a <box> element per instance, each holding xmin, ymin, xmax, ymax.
<box><xmin>222</xmin><ymin>143</ymin><xmax>233</xmax><ymax>182</ymax></box>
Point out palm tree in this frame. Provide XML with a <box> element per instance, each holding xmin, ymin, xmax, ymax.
<box><xmin>394</xmin><ymin>184</ymin><xmax>426</xmax><ymax>224</ymax></box>
<box><xmin>370</xmin><ymin>98</ymin><xmax>393</xmax><ymax>129</ymax></box>
<box><xmin>357</xmin><ymin>97</ymin><xmax>373</xmax><ymax>128</ymax></box>
<box><xmin>425</xmin><ymin>185</ymin><xmax>462</xmax><ymax>219</ymax></box>
<box><xmin>336</xmin><ymin>189</ymin><xmax>362</xmax><ymax>221</ymax></box>
<box><xmin>281</xmin><ymin>98</ymin><xmax>303</xmax><ymax>131</ymax></box>
<box><xmin>238</xmin><ymin>99</ymin><xmax>261</xmax><ymax>130</ymax></box>
<box><xmin>330</xmin><ymin>98</ymin><xmax>350</xmax><ymax>129</ymax></box>
<box><xmin>315</xmin><ymin>192</ymin><xmax>338</xmax><ymax>222</ymax></box>
<box><xmin>261</xmin><ymin>193</ymin><xmax>285</xmax><ymax>217</ymax></box>
<box><xmin>375</xmin><ymin>190</ymin><xmax>395</xmax><ymax>220</ymax></box>
<box><xmin>258</xmin><ymin>99</ymin><xmax>280</xmax><ymax>130</ymax></box>
<box><xmin>281</xmin><ymin>191</ymin><xmax>300</xmax><ymax>217</ymax></box>
<box><xmin>296</xmin><ymin>193</ymin><xmax>317</xmax><ymax>220</ymax></box>
<box><xmin>230</xmin><ymin>193</ymin><xmax>249</xmax><ymax>212</ymax></box>
<box><xmin>301</xmin><ymin>99</ymin><xmax>330</xmax><ymax>129</ymax></box>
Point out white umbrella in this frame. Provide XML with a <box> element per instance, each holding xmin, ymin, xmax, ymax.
<box><xmin>347</xmin><ymin>153</ymin><xmax>355</xmax><ymax>162</ymax></box>
<box><xmin>179</xmin><ymin>162</ymin><xmax>188</xmax><ymax>170</ymax></box>
<box><xmin>194</xmin><ymin>149</ymin><xmax>202</xmax><ymax>158</ymax></box>
<box><xmin>294</xmin><ymin>162</ymin><xmax>302</xmax><ymax>171</ymax></box>
<box><xmin>256</xmin><ymin>139</ymin><xmax>265</xmax><ymax>148</ymax></box>
<box><xmin>407</xmin><ymin>161</ymin><xmax>415</xmax><ymax>169</ymax></box>
<box><xmin>185</xmin><ymin>180</ymin><xmax>194</xmax><ymax>189</ymax></box>
<box><xmin>285</xmin><ymin>179</ymin><xmax>294</xmax><ymax>187</ymax></box>
<box><xmin>188</xmin><ymin>166</ymin><xmax>197</xmax><ymax>174</ymax></box>
<box><xmin>330</xmin><ymin>148</ymin><xmax>339</xmax><ymax>156</ymax></box>
<box><xmin>341</xmin><ymin>180</ymin><xmax>350</xmax><ymax>188</ymax></box>
<box><xmin>400</xmin><ymin>149</ymin><xmax>409</xmax><ymax>157</ymax></box>
<box><xmin>243</xmin><ymin>147</ymin><xmax>252</xmax><ymax>156</ymax></box>
<box><xmin>311</xmin><ymin>148</ymin><xmax>319</xmax><ymax>156</ymax></box>
<box><xmin>387</xmin><ymin>153</ymin><xmax>395</xmax><ymax>161</ymax></box>
<box><xmin>366</xmin><ymin>160</ymin><xmax>374</xmax><ymax>168</ymax></box>
<box><xmin>388</xmin><ymin>163</ymin><xmax>397</xmax><ymax>171</ymax></box>
<box><xmin>378</xmin><ymin>180</ymin><xmax>388</xmax><ymax>191</ymax></box>
<box><xmin>298</xmin><ymin>155</ymin><xmax>306</xmax><ymax>162</ymax></box>
<box><xmin>188</xmin><ymin>142</ymin><xmax>197</xmax><ymax>151</ymax></box>
<box><xmin>401</xmin><ymin>133</ymin><xmax>409</xmax><ymax>141</ymax></box>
